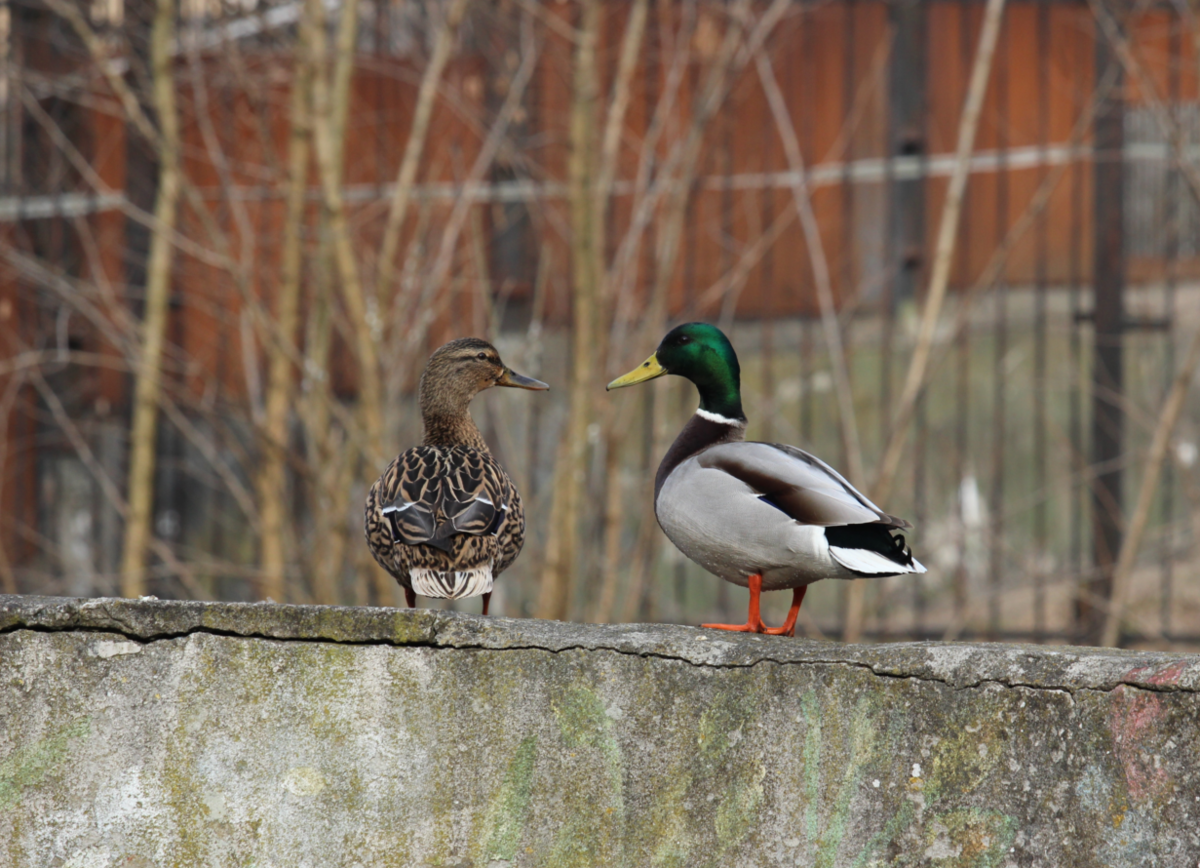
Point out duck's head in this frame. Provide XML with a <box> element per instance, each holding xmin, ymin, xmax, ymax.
<box><xmin>421</xmin><ymin>337</ymin><xmax>548</xmax><ymax>415</ymax></box>
<box><xmin>607</xmin><ymin>323</ymin><xmax>744</xmax><ymax>422</ymax></box>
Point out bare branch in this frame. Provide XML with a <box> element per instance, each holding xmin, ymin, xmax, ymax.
<box><xmin>755</xmin><ymin>47</ymin><xmax>864</xmax><ymax>489</ymax></box>
<box><xmin>401</xmin><ymin>15</ymin><xmax>541</xmax><ymax>352</ymax></box>
<box><xmin>872</xmin><ymin>0</ymin><xmax>1008</xmax><ymax>509</ymax></box>
<box><xmin>119</xmin><ymin>0</ymin><xmax>185</xmax><ymax>598</ymax></box>
<box><xmin>536</xmin><ymin>0</ymin><xmax>599</xmax><ymax>622</ymax></box>
<box><xmin>308</xmin><ymin>0</ymin><xmax>386</xmax><ymax>470</ymax></box>
<box><xmin>375</xmin><ymin>0</ymin><xmax>471</xmax><ymax>302</ymax></box>
<box><xmin>43</xmin><ymin>0</ymin><xmax>162</xmax><ymax>149</ymax></box>
<box><xmin>256</xmin><ymin>0</ymin><xmax>316</xmax><ymax>603</ymax></box>
<box><xmin>27</xmin><ymin>366</ymin><xmax>209</xmax><ymax>599</ymax></box>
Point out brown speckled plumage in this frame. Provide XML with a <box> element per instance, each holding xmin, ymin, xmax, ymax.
<box><xmin>364</xmin><ymin>338</ymin><xmax>547</xmax><ymax>609</ymax></box>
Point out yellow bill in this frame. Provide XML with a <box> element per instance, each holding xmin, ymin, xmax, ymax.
<box><xmin>607</xmin><ymin>354</ymin><xmax>666</xmax><ymax>391</ymax></box>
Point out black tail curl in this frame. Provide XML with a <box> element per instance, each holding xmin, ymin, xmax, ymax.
<box><xmin>824</xmin><ymin>524</ymin><xmax>916</xmax><ymax>568</ymax></box>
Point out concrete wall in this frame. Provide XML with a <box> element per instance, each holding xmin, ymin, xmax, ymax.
<box><xmin>1</xmin><ymin>594</ymin><xmax>1199</xmax><ymax>867</ymax></box>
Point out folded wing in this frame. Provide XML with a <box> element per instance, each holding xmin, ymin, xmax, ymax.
<box><xmin>697</xmin><ymin>442</ymin><xmax>910</xmax><ymax>529</ymax></box>
<box><xmin>380</xmin><ymin>446</ymin><xmax>509</xmax><ymax>552</ymax></box>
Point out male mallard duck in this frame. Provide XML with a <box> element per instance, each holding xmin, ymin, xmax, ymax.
<box><xmin>365</xmin><ymin>338</ymin><xmax>548</xmax><ymax>613</ymax></box>
<box><xmin>607</xmin><ymin>323</ymin><xmax>924</xmax><ymax>636</ymax></box>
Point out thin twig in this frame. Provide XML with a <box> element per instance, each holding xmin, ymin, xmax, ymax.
<box><xmin>872</xmin><ymin>0</ymin><xmax>1008</xmax><ymax>508</ymax></box>
<box><xmin>401</xmin><ymin>16</ymin><xmax>540</xmax><ymax>351</ymax></box>
<box><xmin>120</xmin><ymin>0</ymin><xmax>184</xmax><ymax>598</ymax></box>
<box><xmin>844</xmin><ymin>0</ymin><xmax>1007</xmax><ymax>643</ymax></box>
<box><xmin>755</xmin><ymin>48</ymin><xmax>864</xmax><ymax>488</ymax></box>
<box><xmin>308</xmin><ymin>0</ymin><xmax>386</xmax><ymax>469</ymax></box>
<box><xmin>27</xmin><ymin>367</ymin><xmax>209</xmax><ymax>600</ymax></box>
<box><xmin>375</xmin><ymin>0</ymin><xmax>471</xmax><ymax>301</ymax></box>
<box><xmin>256</xmin><ymin>0</ymin><xmax>316</xmax><ymax>603</ymax></box>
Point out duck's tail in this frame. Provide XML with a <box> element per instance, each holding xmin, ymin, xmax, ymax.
<box><xmin>825</xmin><ymin>525</ymin><xmax>927</xmax><ymax>577</ymax></box>
<box><xmin>409</xmin><ymin>565</ymin><xmax>494</xmax><ymax>599</ymax></box>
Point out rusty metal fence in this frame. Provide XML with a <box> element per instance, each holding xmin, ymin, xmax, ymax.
<box><xmin>4</xmin><ymin>0</ymin><xmax>1200</xmax><ymax>648</ymax></box>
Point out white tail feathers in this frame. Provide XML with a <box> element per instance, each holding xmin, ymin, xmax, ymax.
<box><xmin>829</xmin><ymin>546</ymin><xmax>927</xmax><ymax>577</ymax></box>
<box><xmin>410</xmin><ymin>566</ymin><xmax>494</xmax><ymax>599</ymax></box>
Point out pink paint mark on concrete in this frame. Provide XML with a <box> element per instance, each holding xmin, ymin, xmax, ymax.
<box><xmin>1144</xmin><ymin>660</ymin><xmax>1188</xmax><ymax>687</ymax></box>
<box><xmin>1122</xmin><ymin>659</ymin><xmax>1188</xmax><ymax>689</ymax></box>
<box><xmin>1106</xmin><ymin>662</ymin><xmax>1185</xmax><ymax>802</ymax></box>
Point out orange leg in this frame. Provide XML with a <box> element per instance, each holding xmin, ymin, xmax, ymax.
<box><xmin>764</xmin><ymin>586</ymin><xmax>807</xmax><ymax>637</ymax></box>
<box><xmin>703</xmin><ymin>574</ymin><xmax>769</xmax><ymax>633</ymax></box>
<box><xmin>404</xmin><ymin>587</ymin><xmax>417</xmax><ymax>608</ymax></box>
<box><xmin>482</xmin><ymin>592</ymin><xmax>492</xmax><ymax>616</ymax></box>
<box><xmin>703</xmin><ymin>577</ymin><xmax>807</xmax><ymax>637</ymax></box>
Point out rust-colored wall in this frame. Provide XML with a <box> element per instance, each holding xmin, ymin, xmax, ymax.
<box><xmin>127</xmin><ymin>2</ymin><xmax>1195</xmax><ymax>407</ymax></box>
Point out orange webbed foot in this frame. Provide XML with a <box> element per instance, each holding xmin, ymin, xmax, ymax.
<box><xmin>701</xmin><ymin>619</ymin><xmax>768</xmax><ymax>633</ymax></box>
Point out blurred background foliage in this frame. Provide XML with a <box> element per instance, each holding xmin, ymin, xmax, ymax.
<box><xmin>5</xmin><ymin>0</ymin><xmax>1200</xmax><ymax>648</ymax></box>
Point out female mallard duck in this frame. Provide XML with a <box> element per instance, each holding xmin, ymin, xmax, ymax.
<box><xmin>365</xmin><ymin>338</ymin><xmax>547</xmax><ymax>613</ymax></box>
<box><xmin>607</xmin><ymin>323</ymin><xmax>924</xmax><ymax>636</ymax></box>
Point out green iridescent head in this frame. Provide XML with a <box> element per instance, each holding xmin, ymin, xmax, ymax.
<box><xmin>607</xmin><ymin>322</ymin><xmax>745</xmax><ymax>421</ymax></box>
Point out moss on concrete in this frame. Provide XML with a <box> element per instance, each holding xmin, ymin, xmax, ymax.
<box><xmin>0</xmin><ymin>718</ymin><xmax>90</xmax><ymax>811</ymax></box>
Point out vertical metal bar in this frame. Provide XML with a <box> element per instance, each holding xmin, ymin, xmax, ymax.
<box><xmin>761</xmin><ymin>34</ymin><xmax>777</xmax><ymax>446</ymax></box>
<box><xmin>0</xmin><ymin>0</ymin><xmax>9</xmax><ymax>196</ymax></box>
<box><xmin>720</xmin><ymin>82</ymin><xmax>734</xmax><ymax>294</ymax></box>
<box><xmin>841</xmin><ymin>0</ymin><xmax>856</xmax><ymax>324</ymax></box>
<box><xmin>954</xmin><ymin>320</ymin><xmax>970</xmax><ymax>630</ymax></box>
<box><xmin>375</xmin><ymin>0</ymin><xmax>385</xmax><ymax>54</ymax></box>
<box><xmin>1160</xmin><ymin>11</ymin><xmax>1181</xmax><ymax>641</ymax></box>
<box><xmin>1033</xmin><ymin>0</ymin><xmax>1050</xmax><ymax>642</ymax></box>
<box><xmin>700</xmin><ymin>73</ymin><xmax>736</xmax><ymax>618</ymax></box>
<box><xmin>794</xmin><ymin>6</ymin><xmax>822</xmax><ymax>620</ymax></box>
<box><xmin>1085</xmin><ymin>6</ymin><xmax>1126</xmax><ymax>645</ymax></box>
<box><xmin>799</xmin><ymin>12</ymin><xmax>813</xmax><ymax>448</ymax></box>
<box><xmin>641</xmin><ymin>383</ymin><xmax>655</xmax><ymax>615</ymax></box>
<box><xmin>801</xmin><ymin>318</ymin><xmax>813</xmax><ymax>443</ymax></box>
<box><xmin>911</xmin><ymin>0</ymin><xmax>931</xmax><ymax>640</ymax></box>
<box><xmin>913</xmin><ymin>373</ymin><xmax>926</xmax><ymax>636</ymax></box>
<box><xmin>952</xmin><ymin>0</ymin><xmax>974</xmax><ymax>635</ymax></box>
<box><xmin>375</xmin><ymin>6</ymin><xmax>387</xmax><ymax>200</ymax></box>
<box><xmin>882</xmin><ymin>0</ymin><xmax>927</xmax><ymax>639</ymax></box>
<box><xmin>1068</xmin><ymin>12</ymin><xmax>1085</xmax><ymax>637</ymax></box>
<box><xmin>840</xmin><ymin>0</ymin><xmax>857</xmax><ymax>502</ymax></box>
<box><xmin>683</xmin><ymin>61</ymin><xmax>706</xmax><ymax>621</ymax></box>
<box><xmin>676</xmin><ymin>382</ymin><xmax>689</xmax><ymax>612</ymax></box>
<box><xmin>646</xmin><ymin>4</ymin><xmax>664</xmax><ymax>624</ymax></box>
<box><xmin>888</xmin><ymin>0</ymin><xmax>928</xmax><ymax>311</ymax></box>
<box><xmin>839</xmin><ymin>0</ymin><xmax>859</xmax><ymax>639</ymax></box>
<box><xmin>987</xmin><ymin>11</ymin><xmax>1009</xmax><ymax>641</ymax></box>
<box><xmin>9</xmin><ymin>1</ymin><xmax>20</xmax><ymax>198</ymax></box>
<box><xmin>882</xmin><ymin>0</ymin><xmax>929</xmax><ymax>492</ymax></box>
<box><xmin>834</xmin><ymin>0</ymin><xmax>860</xmax><ymax>634</ymax></box>
<box><xmin>882</xmin><ymin>0</ymin><xmax>913</xmax><ymax>453</ymax></box>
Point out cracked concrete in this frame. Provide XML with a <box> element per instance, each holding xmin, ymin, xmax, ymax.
<box><xmin>2</xmin><ymin>594</ymin><xmax>1199</xmax><ymax>866</ymax></box>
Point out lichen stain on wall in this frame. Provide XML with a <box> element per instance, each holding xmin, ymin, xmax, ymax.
<box><xmin>543</xmin><ymin>683</ymin><xmax>627</xmax><ymax>868</ymax></box>
<box><xmin>0</xmin><ymin>718</ymin><xmax>91</xmax><ymax>810</ymax></box>
<box><xmin>481</xmin><ymin>734</ymin><xmax>538</xmax><ymax>862</ymax></box>
<box><xmin>758</xmin><ymin>676</ymin><xmax>1028</xmax><ymax>868</ymax></box>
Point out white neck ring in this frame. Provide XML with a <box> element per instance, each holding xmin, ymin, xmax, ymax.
<box><xmin>695</xmin><ymin>408</ymin><xmax>743</xmax><ymax>426</ymax></box>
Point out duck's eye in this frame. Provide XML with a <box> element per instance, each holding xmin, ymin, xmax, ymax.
<box><xmin>679</xmin><ymin>335</ymin><xmax>690</xmax><ymax>343</ymax></box>
<box><xmin>477</xmin><ymin>352</ymin><xmax>488</xmax><ymax>360</ymax></box>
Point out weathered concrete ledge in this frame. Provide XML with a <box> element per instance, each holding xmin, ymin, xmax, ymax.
<box><xmin>2</xmin><ymin>594</ymin><xmax>1199</xmax><ymax>866</ymax></box>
